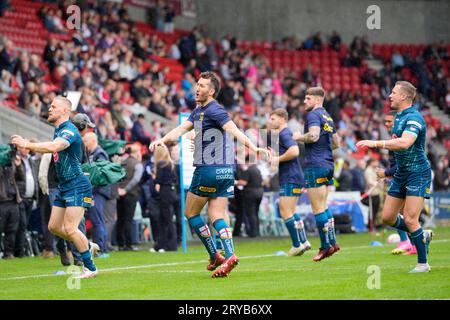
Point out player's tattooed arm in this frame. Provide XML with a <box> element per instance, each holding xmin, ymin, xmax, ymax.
<box><xmin>294</xmin><ymin>126</ymin><xmax>320</xmax><ymax>144</ymax></box>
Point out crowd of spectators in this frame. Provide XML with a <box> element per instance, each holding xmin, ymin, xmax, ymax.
<box><xmin>0</xmin><ymin>0</ymin><xmax>449</xmax><ymax>259</ymax></box>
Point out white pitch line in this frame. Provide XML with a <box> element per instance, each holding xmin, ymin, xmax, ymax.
<box><xmin>0</xmin><ymin>254</ymin><xmax>277</xmax><ymax>281</ymax></box>
<box><xmin>1</xmin><ymin>239</ymin><xmax>448</xmax><ymax>281</ymax></box>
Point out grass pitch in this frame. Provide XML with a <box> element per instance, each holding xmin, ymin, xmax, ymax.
<box><xmin>1</xmin><ymin>227</ymin><xmax>449</xmax><ymax>300</ymax></box>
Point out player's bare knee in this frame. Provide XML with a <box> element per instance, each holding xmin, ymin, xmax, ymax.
<box><xmin>403</xmin><ymin>214</ymin><xmax>419</xmax><ymax>229</ymax></box>
<box><xmin>48</xmin><ymin>223</ymin><xmax>64</xmax><ymax>236</ymax></box>
<box><xmin>64</xmin><ymin>225</ymin><xmax>78</xmax><ymax>239</ymax></box>
<box><xmin>382</xmin><ymin>214</ymin><xmax>396</xmax><ymax>226</ymax></box>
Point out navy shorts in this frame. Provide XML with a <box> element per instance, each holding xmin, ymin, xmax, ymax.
<box><xmin>388</xmin><ymin>168</ymin><xmax>431</xmax><ymax>199</ymax></box>
<box><xmin>304</xmin><ymin>167</ymin><xmax>334</xmax><ymax>189</ymax></box>
<box><xmin>189</xmin><ymin>166</ymin><xmax>235</xmax><ymax>198</ymax></box>
<box><xmin>53</xmin><ymin>175</ymin><xmax>93</xmax><ymax>208</ymax></box>
<box><xmin>279</xmin><ymin>183</ymin><xmax>304</xmax><ymax>197</ymax></box>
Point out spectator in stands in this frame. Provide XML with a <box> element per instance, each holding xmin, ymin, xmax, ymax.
<box><xmin>0</xmin><ymin>152</ymin><xmax>24</xmax><ymax>259</ymax></box>
<box><xmin>18</xmin><ymin>81</ymin><xmax>37</xmax><ymax>110</ymax></box>
<box><xmin>43</xmin><ymin>9</ymin><xmax>66</xmax><ymax>34</ymax></box>
<box><xmin>131</xmin><ymin>113</ymin><xmax>151</xmax><ymax>146</ymax></box>
<box><xmin>0</xmin><ymin>39</ymin><xmax>16</xmax><ymax>74</ymax></box>
<box><xmin>168</xmin><ymin>40</ymin><xmax>181</xmax><ymax>60</ymax></box>
<box><xmin>27</xmin><ymin>93</ymin><xmax>43</xmax><ymax>118</ymax></box>
<box><xmin>154</xmin><ymin>0</ymin><xmax>166</xmax><ymax>32</ymax></box>
<box><xmin>391</xmin><ymin>50</ymin><xmax>405</xmax><ymax>70</ymax></box>
<box><xmin>0</xmin><ymin>0</ymin><xmax>11</xmax><ymax>17</ymax></box>
<box><xmin>164</xmin><ymin>2</ymin><xmax>176</xmax><ymax>33</ymax></box>
<box><xmin>0</xmin><ymin>70</ymin><xmax>18</xmax><ymax>101</ymax></box>
<box><xmin>312</xmin><ymin>32</ymin><xmax>323</xmax><ymax>51</ymax></box>
<box><xmin>118</xmin><ymin>50</ymin><xmax>138</xmax><ymax>81</ymax></box>
<box><xmin>149</xmin><ymin>91</ymin><xmax>167</xmax><ymax>116</ymax></box>
<box><xmin>217</xmin><ymin>79</ymin><xmax>237</xmax><ymax>111</ymax></box>
<box><xmin>117</xmin><ymin>144</ymin><xmax>143</xmax><ymax>251</ymax></box>
<box><xmin>110</xmin><ymin>101</ymin><xmax>129</xmax><ymax>140</ymax></box>
<box><xmin>329</xmin><ymin>31</ymin><xmax>341</xmax><ymax>51</ymax></box>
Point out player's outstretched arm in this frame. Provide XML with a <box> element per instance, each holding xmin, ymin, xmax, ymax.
<box><xmin>10</xmin><ymin>135</ymin><xmax>69</xmax><ymax>153</ymax></box>
<box><xmin>222</xmin><ymin>120</ymin><xmax>271</xmax><ymax>159</ymax></box>
<box><xmin>356</xmin><ymin>132</ymin><xmax>417</xmax><ymax>151</ymax></box>
<box><xmin>149</xmin><ymin>121</ymin><xmax>194</xmax><ymax>151</ymax></box>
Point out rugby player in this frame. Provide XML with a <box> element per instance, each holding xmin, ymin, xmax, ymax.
<box><xmin>150</xmin><ymin>72</ymin><xmax>270</xmax><ymax>277</ymax></box>
<box><xmin>357</xmin><ymin>81</ymin><xmax>433</xmax><ymax>273</ymax></box>
<box><xmin>11</xmin><ymin>96</ymin><xmax>97</xmax><ymax>278</ymax></box>
<box><xmin>293</xmin><ymin>87</ymin><xmax>341</xmax><ymax>262</ymax></box>
<box><xmin>269</xmin><ymin>108</ymin><xmax>311</xmax><ymax>256</ymax></box>
<box><xmin>376</xmin><ymin>111</ymin><xmax>416</xmax><ymax>255</ymax></box>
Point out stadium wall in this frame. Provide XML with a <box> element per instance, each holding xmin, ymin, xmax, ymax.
<box><xmin>173</xmin><ymin>0</ymin><xmax>449</xmax><ymax>44</ymax></box>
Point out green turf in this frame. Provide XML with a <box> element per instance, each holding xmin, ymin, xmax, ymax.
<box><xmin>1</xmin><ymin>227</ymin><xmax>450</xmax><ymax>300</ymax></box>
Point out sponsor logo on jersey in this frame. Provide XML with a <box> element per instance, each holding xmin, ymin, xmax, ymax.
<box><xmin>292</xmin><ymin>188</ymin><xmax>302</xmax><ymax>194</ymax></box>
<box><xmin>199</xmin><ymin>186</ymin><xmax>217</xmax><ymax>193</ymax></box>
<box><xmin>83</xmin><ymin>197</ymin><xmax>93</xmax><ymax>204</ymax></box>
<box><xmin>316</xmin><ymin>177</ymin><xmax>328</xmax><ymax>184</ymax></box>
<box><xmin>227</xmin><ymin>186</ymin><xmax>234</xmax><ymax>193</ymax></box>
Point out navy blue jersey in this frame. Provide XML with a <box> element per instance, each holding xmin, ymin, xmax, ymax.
<box><xmin>392</xmin><ymin>106</ymin><xmax>430</xmax><ymax>172</ymax></box>
<box><xmin>53</xmin><ymin>120</ymin><xmax>84</xmax><ymax>184</ymax></box>
<box><xmin>304</xmin><ymin>107</ymin><xmax>335</xmax><ymax>169</ymax></box>
<box><xmin>187</xmin><ymin>100</ymin><xmax>234</xmax><ymax>167</ymax></box>
<box><xmin>277</xmin><ymin>127</ymin><xmax>304</xmax><ymax>185</ymax></box>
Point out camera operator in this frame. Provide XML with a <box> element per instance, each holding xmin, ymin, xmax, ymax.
<box><xmin>0</xmin><ymin>146</ymin><xmax>25</xmax><ymax>259</ymax></box>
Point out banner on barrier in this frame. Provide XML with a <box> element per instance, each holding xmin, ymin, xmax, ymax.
<box><xmin>432</xmin><ymin>192</ymin><xmax>450</xmax><ymax>219</ymax></box>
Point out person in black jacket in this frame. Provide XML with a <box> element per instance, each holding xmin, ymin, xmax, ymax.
<box><xmin>83</xmin><ymin>132</ymin><xmax>111</xmax><ymax>257</ymax></box>
<box><xmin>14</xmin><ymin>142</ymin><xmax>39</xmax><ymax>257</ymax></box>
<box><xmin>117</xmin><ymin>144</ymin><xmax>143</xmax><ymax>251</ymax></box>
<box><xmin>240</xmin><ymin>160</ymin><xmax>264</xmax><ymax>237</ymax></box>
<box><xmin>152</xmin><ymin>144</ymin><xmax>178</xmax><ymax>252</ymax></box>
<box><xmin>0</xmin><ymin>153</ymin><xmax>25</xmax><ymax>259</ymax></box>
